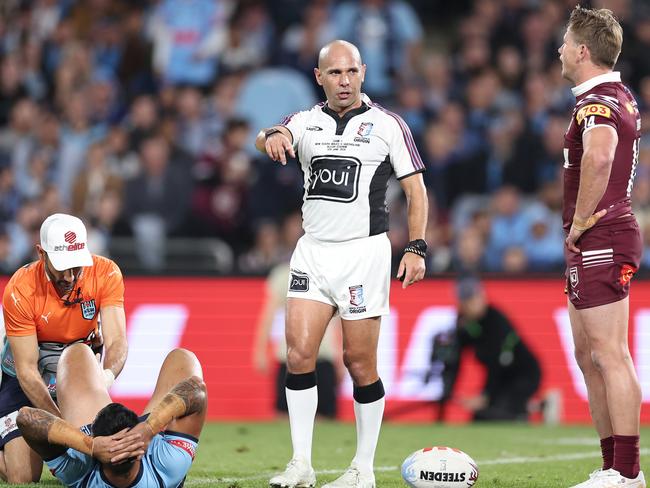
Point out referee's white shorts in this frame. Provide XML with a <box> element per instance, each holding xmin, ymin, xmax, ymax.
<box><xmin>287</xmin><ymin>232</ymin><xmax>390</xmax><ymax>320</ymax></box>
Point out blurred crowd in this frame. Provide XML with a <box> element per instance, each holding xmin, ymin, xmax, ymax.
<box><xmin>0</xmin><ymin>0</ymin><xmax>649</xmax><ymax>275</ymax></box>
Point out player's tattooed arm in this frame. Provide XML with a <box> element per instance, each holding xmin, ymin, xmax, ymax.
<box><xmin>17</xmin><ymin>406</ymin><xmax>143</xmax><ymax>464</ymax></box>
<box><xmin>145</xmin><ymin>376</ymin><xmax>207</xmax><ymax>434</ymax></box>
<box><xmin>171</xmin><ymin>376</ymin><xmax>208</xmax><ymax>417</ymax></box>
<box><xmin>16</xmin><ymin>407</ymin><xmax>67</xmax><ymax>460</ymax></box>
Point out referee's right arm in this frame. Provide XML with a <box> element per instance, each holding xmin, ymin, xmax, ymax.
<box><xmin>255</xmin><ymin>126</ymin><xmax>295</xmax><ymax>165</ymax></box>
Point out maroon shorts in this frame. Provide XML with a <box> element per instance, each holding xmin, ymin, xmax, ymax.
<box><xmin>564</xmin><ymin>219</ymin><xmax>642</xmax><ymax>310</ymax></box>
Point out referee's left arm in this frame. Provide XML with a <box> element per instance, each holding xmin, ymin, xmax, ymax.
<box><xmin>397</xmin><ymin>173</ymin><xmax>428</xmax><ymax>288</ymax></box>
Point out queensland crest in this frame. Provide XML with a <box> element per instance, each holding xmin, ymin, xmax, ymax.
<box><xmin>80</xmin><ymin>299</ymin><xmax>96</xmax><ymax>320</ymax></box>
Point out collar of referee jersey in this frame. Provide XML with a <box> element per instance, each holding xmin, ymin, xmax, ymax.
<box><xmin>572</xmin><ymin>71</ymin><xmax>621</xmax><ymax>97</ymax></box>
<box><xmin>322</xmin><ymin>101</ymin><xmax>371</xmax><ymax>136</ymax></box>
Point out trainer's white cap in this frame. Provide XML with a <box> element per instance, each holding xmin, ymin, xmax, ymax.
<box><xmin>39</xmin><ymin>214</ymin><xmax>93</xmax><ymax>271</ymax></box>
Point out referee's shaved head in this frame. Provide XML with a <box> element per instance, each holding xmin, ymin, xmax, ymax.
<box><xmin>318</xmin><ymin>40</ymin><xmax>362</xmax><ymax>70</ymax></box>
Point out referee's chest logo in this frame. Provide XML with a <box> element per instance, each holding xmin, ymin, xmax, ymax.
<box><xmin>307</xmin><ymin>156</ymin><xmax>360</xmax><ymax>203</ymax></box>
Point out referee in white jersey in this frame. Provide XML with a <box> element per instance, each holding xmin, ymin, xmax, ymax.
<box><xmin>255</xmin><ymin>40</ymin><xmax>428</xmax><ymax>488</ymax></box>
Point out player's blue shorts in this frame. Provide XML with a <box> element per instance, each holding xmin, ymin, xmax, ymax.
<box><xmin>46</xmin><ymin>430</ymin><xmax>198</xmax><ymax>488</ymax></box>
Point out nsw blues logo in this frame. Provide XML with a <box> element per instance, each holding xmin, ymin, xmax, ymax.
<box><xmin>80</xmin><ymin>299</ymin><xmax>96</xmax><ymax>320</ymax></box>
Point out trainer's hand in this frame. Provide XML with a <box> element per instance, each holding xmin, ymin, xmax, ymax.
<box><xmin>565</xmin><ymin>209</ymin><xmax>607</xmax><ymax>253</ymax></box>
<box><xmin>92</xmin><ymin>429</ymin><xmax>144</xmax><ymax>464</ymax></box>
<box><xmin>396</xmin><ymin>252</ymin><xmax>425</xmax><ymax>289</ymax></box>
<box><xmin>265</xmin><ymin>133</ymin><xmax>295</xmax><ymax>166</ymax></box>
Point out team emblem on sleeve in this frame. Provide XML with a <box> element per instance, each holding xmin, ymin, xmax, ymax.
<box><xmin>80</xmin><ymin>299</ymin><xmax>96</xmax><ymax>320</ymax></box>
<box><xmin>576</xmin><ymin>104</ymin><xmax>611</xmax><ymax>125</ymax></box>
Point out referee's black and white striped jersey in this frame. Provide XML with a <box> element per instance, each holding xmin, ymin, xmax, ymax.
<box><xmin>281</xmin><ymin>94</ymin><xmax>425</xmax><ymax>242</ymax></box>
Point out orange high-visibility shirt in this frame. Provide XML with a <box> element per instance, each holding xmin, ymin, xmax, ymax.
<box><xmin>2</xmin><ymin>255</ymin><xmax>124</xmax><ymax>343</ymax></box>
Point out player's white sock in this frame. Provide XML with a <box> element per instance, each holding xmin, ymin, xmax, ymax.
<box><xmin>285</xmin><ymin>371</ymin><xmax>318</xmax><ymax>465</ymax></box>
<box><xmin>351</xmin><ymin>379</ymin><xmax>385</xmax><ymax>475</ymax></box>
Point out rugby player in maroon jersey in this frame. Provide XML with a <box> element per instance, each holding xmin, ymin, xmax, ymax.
<box><xmin>559</xmin><ymin>6</ymin><xmax>644</xmax><ymax>488</ymax></box>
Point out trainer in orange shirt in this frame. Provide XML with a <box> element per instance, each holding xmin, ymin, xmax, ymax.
<box><xmin>0</xmin><ymin>213</ymin><xmax>128</xmax><ymax>484</ymax></box>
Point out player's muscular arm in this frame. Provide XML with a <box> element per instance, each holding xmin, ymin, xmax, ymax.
<box><xmin>16</xmin><ymin>406</ymin><xmax>68</xmax><ymax>460</ymax></box>
<box><xmin>9</xmin><ymin>335</ymin><xmax>61</xmax><ymax>416</ymax></box>
<box><xmin>255</xmin><ymin>126</ymin><xmax>295</xmax><ymax>165</ymax></box>
<box><xmin>100</xmin><ymin>305</ymin><xmax>128</xmax><ymax>381</ymax></box>
<box><xmin>113</xmin><ymin>376</ymin><xmax>207</xmax><ymax>461</ymax></box>
<box><xmin>17</xmin><ymin>407</ymin><xmax>143</xmax><ymax>464</ymax></box>
<box><xmin>575</xmin><ymin>126</ymin><xmax>618</xmax><ymax>222</ymax></box>
<box><xmin>145</xmin><ymin>376</ymin><xmax>207</xmax><ymax>435</ymax></box>
<box><xmin>397</xmin><ymin>173</ymin><xmax>428</xmax><ymax>288</ymax></box>
<box><xmin>566</xmin><ymin>126</ymin><xmax>618</xmax><ymax>252</ymax></box>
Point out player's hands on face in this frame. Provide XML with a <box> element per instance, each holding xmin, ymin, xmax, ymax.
<box><xmin>92</xmin><ymin>428</ymin><xmax>144</xmax><ymax>464</ymax></box>
<box><xmin>397</xmin><ymin>252</ymin><xmax>426</xmax><ymax>289</ymax></box>
<box><xmin>265</xmin><ymin>133</ymin><xmax>295</xmax><ymax>165</ymax></box>
<box><xmin>565</xmin><ymin>209</ymin><xmax>607</xmax><ymax>253</ymax></box>
<box><xmin>107</xmin><ymin>422</ymin><xmax>157</xmax><ymax>463</ymax></box>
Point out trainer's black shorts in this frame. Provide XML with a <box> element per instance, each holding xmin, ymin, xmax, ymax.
<box><xmin>0</xmin><ymin>374</ymin><xmax>33</xmax><ymax>448</ymax></box>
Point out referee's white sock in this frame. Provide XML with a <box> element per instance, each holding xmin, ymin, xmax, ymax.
<box><xmin>351</xmin><ymin>379</ymin><xmax>385</xmax><ymax>476</ymax></box>
<box><xmin>285</xmin><ymin>371</ymin><xmax>318</xmax><ymax>465</ymax></box>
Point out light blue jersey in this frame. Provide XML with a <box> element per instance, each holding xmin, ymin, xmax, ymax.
<box><xmin>46</xmin><ymin>431</ymin><xmax>198</xmax><ymax>488</ymax></box>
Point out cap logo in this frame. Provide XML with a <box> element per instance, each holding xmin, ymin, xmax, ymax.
<box><xmin>64</xmin><ymin>231</ymin><xmax>76</xmax><ymax>244</ymax></box>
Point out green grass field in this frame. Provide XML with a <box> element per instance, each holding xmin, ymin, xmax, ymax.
<box><xmin>22</xmin><ymin>421</ymin><xmax>650</xmax><ymax>487</ymax></box>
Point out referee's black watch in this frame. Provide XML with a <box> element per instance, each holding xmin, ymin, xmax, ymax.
<box><xmin>404</xmin><ymin>239</ymin><xmax>427</xmax><ymax>258</ymax></box>
<box><xmin>264</xmin><ymin>127</ymin><xmax>284</xmax><ymax>140</ymax></box>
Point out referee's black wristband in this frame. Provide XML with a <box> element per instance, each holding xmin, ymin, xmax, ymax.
<box><xmin>264</xmin><ymin>127</ymin><xmax>283</xmax><ymax>140</ymax></box>
<box><xmin>404</xmin><ymin>239</ymin><xmax>427</xmax><ymax>258</ymax></box>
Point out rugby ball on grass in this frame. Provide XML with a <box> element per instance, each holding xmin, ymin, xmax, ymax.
<box><xmin>401</xmin><ymin>446</ymin><xmax>479</xmax><ymax>488</ymax></box>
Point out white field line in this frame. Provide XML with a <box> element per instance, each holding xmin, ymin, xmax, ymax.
<box><xmin>184</xmin><ymin>448</ymin><xmax>650</xmax><ymax>485</ymax></box>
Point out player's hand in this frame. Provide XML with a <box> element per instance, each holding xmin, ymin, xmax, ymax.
<box><xmin>253</xmin><ymin>346</ymin><xmax>268</xmax><ymax>373</ymax></box>
<box><xmin>107</xmin><ymin>422</ymin><xmax>155</xmax><ymax>463</ymax></box>
<box><xmin>265</xmin><ymin>133</ymin><xmax>295</xmax><ymax>165</ymax></box>
<box><xmin>91</xmin><ymin>428</ymin><xmax>144</xmax><ymax>464</ymax></box>
<box><xmin>565</xmin><ymin>209</ymin><xmax>607</xmax><ymax>253</ymax></box>
<box><xmin>397</xmin><ymin>252</ymin><xmax>426</xmax><ymax>289</ymax></box>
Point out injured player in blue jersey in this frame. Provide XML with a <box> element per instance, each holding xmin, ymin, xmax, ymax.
<box><xmin>16</xmin><ymin>344</ymin><xmax>207</xmax><ymax>488</ymax></box>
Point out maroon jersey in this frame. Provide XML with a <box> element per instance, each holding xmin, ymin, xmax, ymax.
<box><xmin>563</xmin><ymin>72</ymin><xmax>642</xmax><ymax>232</ymax></box>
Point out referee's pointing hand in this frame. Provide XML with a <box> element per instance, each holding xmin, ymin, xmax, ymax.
<box><xmin>265</xmin><ymin>133</ymin><xmax>295</xmax><ymax>165</ymax></box>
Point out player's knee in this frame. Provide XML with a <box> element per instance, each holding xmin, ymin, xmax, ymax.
<box><xmin>167</xmin><ymin>348</ymin><xmax>200</xmax><ymax>369</ymax></box>
<box><xmin>60</xmin><ymin>342</ymin><xmax>94</xmax><ymax>365</ymax></box>
<box><xmin>343</xmin><ymin>351</ymin><xmax>375</xmax><ymax>383</ymax></box>
<box><xmin>168</xmin><ymin>347</ymin><xmax>195</xmax><ymax>361</ymax></box>
<box><xmin>573</xmin><ymin>347</ymin><xmax>594</xmax><ymax>373</ymax></box>
<box><xmin>590</xmin><ymin>347</ymin><xmax>630</xmax><ymax>372</ymax></box>
<box><xmin>7</xmin><ymin>466</ymin><xmax>40</xmax><ymax>484</ymax></box>
<box><xmin>286</xmin><ymin>347</ymin><xmax>316</xmax><ymax>372</ymax></box>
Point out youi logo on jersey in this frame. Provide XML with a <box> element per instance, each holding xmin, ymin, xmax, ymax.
<box><xmin>307</xmin><ymin>156</ymin><xmax>360</xmax><ymax>202</ymax></box>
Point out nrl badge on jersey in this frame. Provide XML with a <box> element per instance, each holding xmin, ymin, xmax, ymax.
<box><xmin>80</xmin><ymin>299</ymin><xmax>96</xmax><ymax>320</ymax></box>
